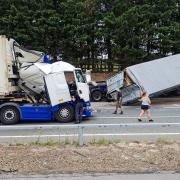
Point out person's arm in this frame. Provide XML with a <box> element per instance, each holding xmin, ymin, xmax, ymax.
<box><xmin>147</xmin><ymin>97</ymin><xmax>151</xmax><ymax>104</ymax></box>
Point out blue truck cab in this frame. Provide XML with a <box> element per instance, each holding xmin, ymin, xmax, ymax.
<box><xmin>0</xmin><ymin>36</ymin><xmax>92</xmax><ymax>125</ymax></box>
<box><xmin>0</xmin><ymin>101</ymin><xmax>91</xmax><ymax>125</ymax></box>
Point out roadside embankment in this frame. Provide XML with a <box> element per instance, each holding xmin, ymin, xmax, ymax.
<box><xmin>0</xmin><ymin>140</ymin><xmax>180</xmax><ymax>175</ymax></box>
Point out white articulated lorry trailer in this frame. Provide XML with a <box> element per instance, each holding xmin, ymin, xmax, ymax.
<box><xmin>0</xmin><ymin>35</ymin><xmax>92</xmax><ymax>124</ymax></box>
<box><xmin>107</xmin><ymin>54</ymin><xmax>180</xmax><ymax>104</ymax></box>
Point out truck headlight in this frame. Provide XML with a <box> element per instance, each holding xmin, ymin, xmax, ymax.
<box><xmin>86</xmin><ymin>106</ymin><xmax>90</xmax><ymax>110</ymax></box>
<box><xmin>84</xmin><ymin>101</ymin><xmax>91</xmax><ymax>110</ymax></box>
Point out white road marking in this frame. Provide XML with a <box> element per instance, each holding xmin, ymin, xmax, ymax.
<box><xmin>1</xmin><ymin>122</ymin><xmax>180</xmax><ymax>130</ymax></box>
<box><xmin>167</xmin><ymin>104</ymin><xmax>180</xmax><ymax>106</ymax></box>
<box><xmin>1</xmin><ymin>132</ymin><xmax>180</xmax><ymax>138</ymax></box>
<box><xmin>94</xmin><ymin>115</ymin><xmax>180</xmax><ymax>119</ymax></box>
<box><xmin>86</xmin><ymin>133</ymin><xmax>180</xmax><ymax>136</ymax></box>
<box><xmin>163</xmin><ymin>106</ymin><xmax>180</xmax><ymax>109</ymax></box>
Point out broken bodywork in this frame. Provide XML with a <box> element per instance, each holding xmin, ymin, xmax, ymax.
<box><xmin>107</xmin><ymin>54</ymin><xmax>180</xmax><ymax>104</ymax></box>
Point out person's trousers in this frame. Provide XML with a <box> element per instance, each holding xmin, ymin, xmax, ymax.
<box><xmin>75</xmin><ymin>102</ymin><xmax>84</xmax><ymax>123</ymax></box>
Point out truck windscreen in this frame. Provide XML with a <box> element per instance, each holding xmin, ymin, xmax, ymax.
<box><xmin>75</xmin><ymin>70</ymin><xmax>86</xmax><ymax>83</ymax></box>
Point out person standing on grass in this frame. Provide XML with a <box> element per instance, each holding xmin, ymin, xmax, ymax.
<box><xmin>138</xmin><ymin>92</ymin><xmax>153</xmax><ymax>122</ymax></box>
<box><xmin>113</xmin><ymin>88</ymin><xmax>123</xmax><ymax>114</ymax></box>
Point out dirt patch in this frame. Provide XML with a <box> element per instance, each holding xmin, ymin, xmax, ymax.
<box><xmin>91</xmin><ymin>72</ymin><xmax>116</xmax><ymax>81</ymax></box>
<box><xmin>0</xmin><ymin>141</ymin><xmax>180</xmax><ymax>175</ymax></box>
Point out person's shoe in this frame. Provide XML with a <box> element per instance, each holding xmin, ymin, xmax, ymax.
<box><xmin>120</xmin><ymin>111</ymin><xmax>123</xmax><ymax>114</ymax></box>
<box><xmin>113</xmin><ymin>111</ymin><xmax>117</xmax><ymax>114</ymax></box>
<box><xmin>149</xmin><ymin>119</ymin><xmax>153</xmax><ymax>122</ymax></box>
<box><xmin>75</xmin><ymin>121</ymin><xmax>80</xmax><ymax>124</ymax></box>
<box><xmin>138</xmin><ymin>119</ymin><xmax>142</xmax><ymax>122</ymax></box>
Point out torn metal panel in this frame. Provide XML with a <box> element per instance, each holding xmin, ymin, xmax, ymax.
<box><xmin>106</xmin><ymin>72</ymin><xmax>124</xmax><ymax>94</ymax></box>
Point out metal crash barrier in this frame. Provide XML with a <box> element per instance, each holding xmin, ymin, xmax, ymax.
<box><xmin>0</xmin><ymin>123</ymin><xmax>180</xmax><ymax>145</ymax></box>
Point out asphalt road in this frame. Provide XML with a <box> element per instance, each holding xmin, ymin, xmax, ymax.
<box><xmin>1</xmin><ymin>101</ymin><xmax>180</xmax><ymax>143</ymax></box>
<box><xmin>1</xmin><ymin>173</ymin><xmax>180</xmax><ymax>180</ymax></box>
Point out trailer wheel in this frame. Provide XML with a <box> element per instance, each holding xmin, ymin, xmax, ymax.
<box><xmin>106</xmin><ymin>94</ymin><xmax>114</xmax><ymax>102</ymax></box>
<box><xmin>0</xmin><ymin>106</ymin><xmax>20</xmax><ymax>125</ymax></box>
<box><xmin>55</xmin><ymin>104</ymin><xmax>74</xmax><ymax>123</ymax></box>
<box><xmin>91</xmin><ymin>90</ymin><xmax>102</xmax><ymax>102</ymax></box>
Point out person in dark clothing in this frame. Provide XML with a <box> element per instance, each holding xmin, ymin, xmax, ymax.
<box><xmin>72</xmin><ymin>92</ymin><xmax>84</xmax><ymax>124</ymax></box>
<box><xmin>113</xmin><ymin>88</ymin><xmax>123</xmax><ymax>114</ymax></box>
<box><xmin>68</xmin><ymin>81</ymin><xmax>77</xmax><ymax>96</ymax></box>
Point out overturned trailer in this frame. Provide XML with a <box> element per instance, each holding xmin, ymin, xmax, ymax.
<box><xmin>107</xmin><ymin>54</ymin><xmax>180</xmax><ymax>104</ymax></box>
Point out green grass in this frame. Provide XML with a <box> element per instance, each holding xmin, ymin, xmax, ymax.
<box><xmin>30</xmin><ymin>139</ymin><xmax>79</xmax><ymax>146</ymax></box>
<box><xmin>12</xmin><ymin>139</ymin><xmax>122</xmax><ymax>146</ymax></box>
<box><xmin>157</xmin><ymin>138</ymin><xmax>174</xmax><ymax>145</ymax></box>
<box><xmin>10</xmin><ymin>138</ymin><xmax>177</xmax><ymax>147</ymax></box>
<box><xmin>96</xmin><ymin>139</ymin><xmax>113</xmax><ymax>145</ymax></box>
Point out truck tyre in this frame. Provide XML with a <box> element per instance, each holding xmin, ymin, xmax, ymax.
<box><xmin>91</xmin><ymin>90</ymin><xmax>102</xmax><ymax>102</ymax></box>
<box><xmin>106</xmin><ymin>94</ymin><xmax>114</xmax><ymax>102</ymax></box>
<box><xmin>55</xmin><ymin>104</ymin><xmax>74</xmax><ymax>123</ymax></box>
<box><xmin>0</xmin><ymin>106</ymin><xmax>20</xmax><ymax>125</ymax></box>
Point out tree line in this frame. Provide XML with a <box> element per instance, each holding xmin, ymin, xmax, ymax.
<box><xmin>0</xmin><ymin>0</ymin><xmax>179</xmax><ymax>72</ymax></box>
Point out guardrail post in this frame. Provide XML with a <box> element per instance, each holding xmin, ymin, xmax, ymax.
<box><xmin>78</xmin><ymin>126</ymin><xmax>84</xmax><ymax>146</ymax></box>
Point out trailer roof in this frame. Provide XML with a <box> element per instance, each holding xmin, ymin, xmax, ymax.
<box><xmin>126</xmin><ymin>54</ymin><xmax>180</xmax><ymax>95</ymax></box>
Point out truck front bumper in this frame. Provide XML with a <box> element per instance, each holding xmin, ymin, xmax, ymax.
<box><xmin>83</xmin><ymin>101</ymin><xmax>93</xmax><ymax>117</ymax></box>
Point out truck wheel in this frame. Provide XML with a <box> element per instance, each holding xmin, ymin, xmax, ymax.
<box><xmin>0</xmin><ymin>106</ymin><xmax>20</xmax><ymax>125</ymax></box>
<box><xmin>91</xmin><ymin>90</ymin><xmax>102</xmax><ymax>102</ymax></box>
<box><xmin>106</xmin><ymin>94</ymin><xmax>114</xmax><ymax>102</ymax></box>
<box><xmin>55</xmin><ymin>104</ymin><xmax>74</xmax><ymax>123</ymax></box>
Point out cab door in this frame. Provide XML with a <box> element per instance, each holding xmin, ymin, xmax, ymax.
<box><xmin>74</xmin><ymin>69</ymin><xmax>90</xmax><ymax>102</ymax></box>
<box><xmin>45</xmin><ymin>72</ymin><xmax>71</xmax><ymax>106</ymax></box>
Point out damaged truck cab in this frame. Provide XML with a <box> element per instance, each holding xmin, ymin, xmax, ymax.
<box><xmin>0</xmin><ymin>35</ymin><xmax>92</xmax><ymax>124</ymax></box>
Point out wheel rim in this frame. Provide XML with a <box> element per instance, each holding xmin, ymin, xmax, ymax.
<box><xmin>59</xmin><ymin>108</ymin><xmax>70</xmax><ymax>119</ymax></box>
<box><xmin>93</xmin><ymin>91</ymin><xmax>101</xmax><ymax>101</ymax></box>
<box><xmin>3</xmin><ymin>110</ymin><xmax>15</xmax><ymax>121</ymax></box>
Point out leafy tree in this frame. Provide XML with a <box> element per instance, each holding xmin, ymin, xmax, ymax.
<box><xmin>0</xmin><ymin>0</ymin><xmax>179</xmax><ymax>71</ymax></box>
